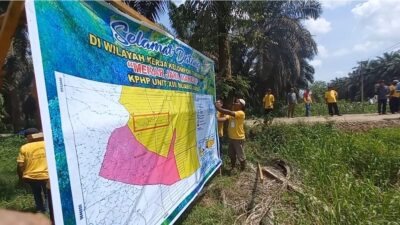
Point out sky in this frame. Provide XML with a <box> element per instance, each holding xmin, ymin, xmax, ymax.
<box><xmin>158</xmin><ymin>0</ymin><xmax>400</xmax><ymax>82</ymax></box>
<box><xmin>304</xmin><ymin>0</ymin><xmax>400</xmax><ymax>82</ymax></box>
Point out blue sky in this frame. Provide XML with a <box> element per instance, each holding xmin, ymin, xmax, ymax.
<box><xmin>304</xmin><ymin>0</ymin><xmax>400</xmax><ymax>82</ymax></box>
<box><xmin>158</xmin><ymin>0</ymin><xmax>400</xmax><ymax>82</ymax></box>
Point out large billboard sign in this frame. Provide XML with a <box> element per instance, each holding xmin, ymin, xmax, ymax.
<box><xmin>26</xmin><ymin>1</ymin><xmax>220</xmax><ymax>224</ymax></box>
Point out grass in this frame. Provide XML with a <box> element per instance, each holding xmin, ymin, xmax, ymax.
<box><xmin>177</xmin><ymin>175</ymin><xmax>236</xmax><ymax>225</ymax></box>
<box><xmin>180</xmin><ymin>124</ymin><xmax>400</xmax><ymax>224</ymax></box>
<box><xmin>292</xmin><ymin>101</ymin><xmax>376</xmax><ymax>117</ymax></box>
<box><xmin>0</xmin><ymin>136</ymin><xmax>36</xmax><ymax>211</ymax></box>
<box><xmin>247</xmin><ymin>124</ymin><xmax>400</xmax><ymax>224</ymax></box>
<box><xmin>248</xmin><ymin>100</ymin><xmax>377</xmax><ymax>118</ymax></box>
<box><xmin>2</xmin><ymin>124</ymin><xmax>400</xmax><ymax>224</ymax></box>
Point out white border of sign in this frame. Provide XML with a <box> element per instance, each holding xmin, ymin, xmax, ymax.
<box><xmin>25</xmin><ymin>1</ymin><xmax>64</xmax><ymax>224</ymax></box>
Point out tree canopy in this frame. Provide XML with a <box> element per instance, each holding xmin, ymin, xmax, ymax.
<box><xmin>0</xmin><ymin>0</ymin><xmax>323</xmax><ymax>130</ymax></box>
<box><xmin>169</xmin><ymin>0</ymin><xmax>321</xmax><ymax>111</ymax></box>
<box><xmin>330</xmin><ymin>50</ymin><xmax>400</xmax><ymax>101</ymax></box>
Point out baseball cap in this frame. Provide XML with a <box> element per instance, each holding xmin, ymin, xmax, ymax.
<box><xmin>238</xmin><ymin>99</ymin><xmax>246</xmax><ymax>106</ymax></box>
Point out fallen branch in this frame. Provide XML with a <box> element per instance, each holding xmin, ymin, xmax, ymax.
<box><xmin>258</xmin><ymin>163</ymin><xmax>264</xmax><ymax>181</ymax></box>
<box><xmin>262</xmin><ymin>166</ymin><xmax>334</xmax><ymax>215</ymax></box>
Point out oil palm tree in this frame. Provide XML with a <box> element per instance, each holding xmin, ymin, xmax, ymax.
<box><xmin>2</xmin><ymin>25</ymin><xmax>35</xmax><ymax>131</ymax></box>
<box><xmin>123</xmin><ymin>0</ymin><xmax>169</xmax><ymax>22</ymax></box>
<box><xmin>239</xmin><ymin>0</ymin><xmax>321</xmax><ymax>98</ymax></box>
<box><xmin>170</xmin><ymin>1</ymin><xmax>234</xmax><ymax>80</ymax></box>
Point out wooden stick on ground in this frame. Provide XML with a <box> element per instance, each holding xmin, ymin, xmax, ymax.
<box><xmin>258</xmin><ymin>163</ymin><xmax>264</xmax><ymax>181</ymax></box>
<box><xmin>262</xmin><ymin>166</ymin><xmax>333</xmax><ymax>214</ymax></box>
<box><xmin>262</xmin><ymin>167</ymin><xmax>302</xmax><ymax>193</ymax></box>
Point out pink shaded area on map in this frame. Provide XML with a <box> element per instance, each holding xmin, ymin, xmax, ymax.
<box><xmin>99</xmin><ymin>125</ymin><xmax>180</xmax><ymax>185</ymax></box>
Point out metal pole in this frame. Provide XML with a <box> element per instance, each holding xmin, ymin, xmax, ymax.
<box><xmin>361</xmin><ymin>70</ymin><xmax>364</xmax><ymax>102</ymax></box>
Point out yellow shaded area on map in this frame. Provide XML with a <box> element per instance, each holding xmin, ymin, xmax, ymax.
<box><xmin>133</xmin><ymin>113</ymin><xmax>169</xmax><ymax>131</ymax></box>
<box><xmin>120</xmin><ymin>86</ymin><xmax>200</xmax><ymax>179</ymax></box>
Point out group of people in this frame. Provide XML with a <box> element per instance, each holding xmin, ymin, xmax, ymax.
<box><xmin>375</xmin><ymin>79</ymin><xmax>400</xmax><ymax>115</ymax></box>
<box><xmin>212</xmin><ymin>86</ymin><xmax>344</xmax><ymax>173</ymax></box>
<box><xmin>262</xmin><ymin>86</ymin><xmax>342</xmax><ymax>118</ymax></box>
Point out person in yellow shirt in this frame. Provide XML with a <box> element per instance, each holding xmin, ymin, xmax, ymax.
<box><xmin>262</xmin><ymin>89</ymin><xmax>275</xmax><ymax>123</ymax></box>
<box><xmin>303</xmin><ymin>88</ymin><xmax>312</xmax><ymax>117</ymax></box>
<box><xmin>216</xmin><ymin>99</ymin><xmax>228</xmax><ymax>153</ymax></box>
<box><xmin>216</xmin><ymin>98</ymin><xmax>246</xmax><ymax>171</ymax></box>
<box><xmin>389</xmin><ymin>80</ymin><xmax>399</xmax><ymax>114</ymax></box>
<box><xmin>263</xmin><ymin>89</ymin><xmax>275</xmax><ymax>114</ymax></box>
<box><xmin>17</xmin><ymin>132</ymin><xmax>49</xmax><ymax>213</ymax></box>
<box><xmin>325</xmin><ymin>86</ymin><xmax>341</xmax><ymax>116</ymax></box>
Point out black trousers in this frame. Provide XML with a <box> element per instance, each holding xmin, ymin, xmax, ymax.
<box><xmin>327</xmin><ymin>103</ymin><xmax>340</xmax><ymax>115</ymax></box>
<box><xmin>265</xmin><ymin>108</ymin><xmax>273</xmax><ymax>115</ymax></box>
<box><xmin>378</xmin><ymin>99</ymin><xmax>387</xmax><ymax>114</ymax></box>
<box><xmin>389</xmin><ymin>97</ymin><xmax>399</xmax><ymax>113</ymax></box>
<box><xmin>25</xmin><ymin>179</ymin><xmax>47</xmax><ymax>213</ymax></box>
<box><xmin>48</xmin><ymin>188</ymin><xmax>54</xmax><ymax>224</ymax></box>
<box><xmin>219</xmin><ymin>136</ymin><xmax>223</xmax><ymax>156</ymax></box>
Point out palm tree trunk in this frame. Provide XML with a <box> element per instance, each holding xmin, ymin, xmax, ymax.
<box><xmin>31</xmin><ymin>79</ymin><xmax>42</xmax><ymax>130</ymax></box>
<box><xmin>216</xmin><ymin>1</ymin><xmax>232</xmax><ymax>80</ymax></box>
<box><xmin>9</xmin><ymin>88</ymin><xmax>23</xmax><ymax>131</ymax></box>
<box><xmin>217</xmin><ymin>32</ymin><xmax>232</xmax><ymax>80</ymax></box>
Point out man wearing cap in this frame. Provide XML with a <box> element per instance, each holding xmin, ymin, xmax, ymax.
<box><xmin>17</xmin><ymin>132</ymin><xmax>49</xmax><ymax>213</ymax></box>
<box><xmin>389</xmin><ymin>80</ymin><xmax>399</xmax><ymax>113</ymax></box>
<box><xmin>215</xmin><ymin>98</ymin><xmax>246</xmax><ymax>171</ymax></box>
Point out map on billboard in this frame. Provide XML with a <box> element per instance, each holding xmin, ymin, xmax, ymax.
<box><xmin>26</xmin><ymin>1</ymin><xmax>220</xmax><ymax>225</ymax></box>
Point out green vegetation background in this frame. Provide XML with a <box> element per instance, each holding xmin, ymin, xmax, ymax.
<box><xmin>0</xmin><ymin>136</ymin><xmax>35</xmax><ymax>211</ymax></box>
<box><xmin>248</xmin><ymin>100</ymin><xmax>377</xmax><ymax>119</ymax></box>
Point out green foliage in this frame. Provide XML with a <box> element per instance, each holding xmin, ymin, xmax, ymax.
<box><xmin>177</xmin><ymin>175</ymin><xmax>236</xmax><ymax>225</ymax></box>
<box><xmin>2</xmin><ymin>25</ymin><xmax>36</xmax><ymax>132</ymax></box>
<box><xmin>310</xmin><ymin>80</ymin><xmax>327</xmax><ymax>103</ymax></box>
<box><xmin>293</xmin><ymin>100</ymin><xmax>376</xmax><ymax>117</ymax></box>
<box><xmin>177</xmin><ymin>124</ymin><xmax>400</xmax><ymax>224</ymax></box>
<box><xmin>237</xmin><ymin>0</ymin><xmax>322</xmax><ymax>102</ymax></box>
<box><xmin>0</xmin><ymin>93</ymin><xmax>10</xmax><ymax>131</ymax></box>
<box><xmin>247</xmin><ymin>124</ymin><xmax>400</xmax><ymax>224</ymax></box>
<box><xmin>169</xmin><ymin>0</ymin><xmax>322</xmax><ymax>109</ymax></box>
<box><xmin>123</xmin><ymin>0</ymin><xmax>168</xmax><ymax>22</ymax></box>
<box><xmin>216</xmin><ymin>75</ymin><xmax>250</xmax><ymax>101</ymax></box>
<box><xmin>178</xmin><ymin>202</ymin><xmax>235</xmax><ymax>225</ymax></box>
<box><xmin>330</xmin><ymin>51</ymin><xmax>400</xmax><ymax>101</ymax></box>
<box><xmin>0</xmin><ymin>136</ymin><xmax>35</xmax><ymax>211</ymax></box>
<box><xmin>249</xmin><ymin>100</ymin><xmax>376</xmax><ymax>119</ymax></box>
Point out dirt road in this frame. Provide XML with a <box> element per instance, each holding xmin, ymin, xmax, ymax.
<box><xmin>246</xmin><ymin>113</ymin><xmax>400</xmax><ymax>130</ymax></box>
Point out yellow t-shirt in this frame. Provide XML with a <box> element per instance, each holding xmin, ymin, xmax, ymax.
<box><xmin>263</xmin><ymin>94</ymin><xmax>275</xmax><ymax>109</ymax></box>
<box><xmin>17</xmin><ymin>141</ymin><xmax>49</xmax><ymax>180</ymax></box>
<box><xmin>303</xmin><ymin>92</ymin><xmax>312</xmax><ymax>103</ymax></box>
<box><xmin>227</xmin><ymin>110</ymin><xmax>245</xmax><ymax>140</ymax></box>
<box><xmin>325</xmin><ymin>90</ymin><xmax>338</xmax><ymax>103</ymax></box>
<box><xmin>217</xmin><ymin>111</ymin><xmax>227</xmax><ymax>137</ymax></box>
<box><xmin>389</xmin><ymin>85</ymin><xmax>400</xmax><ymax>98</ymax></box>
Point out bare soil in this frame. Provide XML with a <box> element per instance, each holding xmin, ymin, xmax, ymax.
<box><xmin>247</xmin><ymin>113</ymin><xmax>400</xmax><ymax>132</ymax></box>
